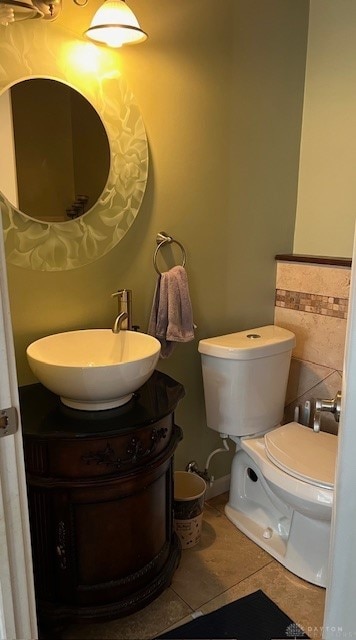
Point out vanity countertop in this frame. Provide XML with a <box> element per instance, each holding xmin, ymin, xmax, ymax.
<box><xmin>19</xmin><ymin>370</ymin><xmax>185</xmax><ymax>439</ymax></box>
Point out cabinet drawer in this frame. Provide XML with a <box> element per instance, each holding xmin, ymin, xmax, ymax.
<box><xmin>25</xmin><ymin>415</ymin><xmax>173</xmax><ymax>479</ymax></box>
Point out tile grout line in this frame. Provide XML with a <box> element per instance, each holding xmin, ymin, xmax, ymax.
<box><xmin>169</xmin><ymin>556</ymin><xmax>274</xmax><ymax>613</ymax></box>
<box><xmin>285</xmin><ymin>369</ymin><xmax>343</xmax><ymax>411</ymax></box>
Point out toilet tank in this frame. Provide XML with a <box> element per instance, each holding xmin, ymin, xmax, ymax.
<box><xmin>198</xmin><ymin>325</ymin><xmax>295</xmax><ymax>437</ymax></box>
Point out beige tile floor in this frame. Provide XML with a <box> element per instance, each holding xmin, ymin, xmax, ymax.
<box><xmin>63</xmin><ymin>493</ymin><xmax>325</xmax><ymax>640</ymax></box>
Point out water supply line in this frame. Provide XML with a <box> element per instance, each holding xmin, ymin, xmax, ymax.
<box><xmin>186</xmin><ymin>435</ymin><xmax>230</xmax><ymax>486</ymax></box>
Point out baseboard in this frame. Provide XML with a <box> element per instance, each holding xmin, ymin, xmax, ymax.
<box><xmin>205</xmin><ymin>474</ymin><xmax>230</xmax><ymax>500</ymax></box>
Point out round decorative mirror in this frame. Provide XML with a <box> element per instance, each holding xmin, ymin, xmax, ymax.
<box><xmin>0</xmin><ymin>27</ymin><xmax>149</xmax><ymax>272</ymax></box>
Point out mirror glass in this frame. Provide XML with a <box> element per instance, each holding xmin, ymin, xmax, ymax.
<box><xmin>4</xmin><ymin>78</ymin><xmax>110</xmax><ymax>223</ymax></box>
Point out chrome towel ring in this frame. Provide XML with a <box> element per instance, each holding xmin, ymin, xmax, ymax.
<box><xmin>153</xmin><ymin>231</ymin><xmax>186</xmax><ymax>275</ymax></box>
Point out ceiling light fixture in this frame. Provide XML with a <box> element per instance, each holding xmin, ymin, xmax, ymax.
<box><xmin>85</xmin><ymin>0</ymin><xmax>147</xmax><ymax>48</ymax></box>
<box><xmin>0</xmin><ymin>0</ymin><xmax>147</xmax><ymax>48</ymax></box>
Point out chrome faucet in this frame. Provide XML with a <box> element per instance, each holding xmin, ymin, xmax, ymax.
<box><xmin>111</xmin><ymin>289</ymin><xmax>132</xmax><ymax>332</ymax></box>
<box><xmin>112</xmin><ymin>312</ymin><xmax>128</xmax><ymax>334</ymax></box>
<box><xmin>313</xmin><ymin>391</ymin><xmax>342</xmax><ymax>432</ymax></box>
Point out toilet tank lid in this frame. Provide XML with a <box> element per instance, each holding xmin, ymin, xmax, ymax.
<box><xmin>198</xmin><ymin>325</ymin><xmax>295</xmax><ymax>360</ymax></box>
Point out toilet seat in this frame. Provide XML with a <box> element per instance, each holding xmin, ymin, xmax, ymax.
<box><xmin>240</xmin><ymin>433</ymin><xmax>333</xmax><ymax>518</ymax></box>
<box><xmin>264</xmin><ymin>422</ymin><xmax>337</xmax><ymax>489</ymax></box>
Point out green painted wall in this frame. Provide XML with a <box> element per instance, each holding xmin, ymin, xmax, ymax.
<box><xmin>294</xmin><ymin>0</ymin><xmax>356</xmax><ymax>258</ymax></box>
<box><xmin>3</xmin><ymin>0</ymin><xmax>309</xmax><ymax>478</ymax></box>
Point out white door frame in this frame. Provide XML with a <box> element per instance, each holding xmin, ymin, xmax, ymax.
<box><xmin>0</xmin><ymin>221</ymin><xmax>37</xmax><ymax>640</ymax></box>
<box><xmin>323</xmin><ymin>227</ymin><xmax>356</xmax><ymax>638</ymax></box>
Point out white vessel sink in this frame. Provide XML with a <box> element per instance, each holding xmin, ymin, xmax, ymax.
<box><xmin>26</xmin><ymin>329</ymin><xmax>161</xmax><ymax>411</ymax></box>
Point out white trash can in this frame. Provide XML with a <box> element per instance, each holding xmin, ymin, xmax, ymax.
<box><xmin>173</xmin><ymin>471</ymin><xmax>206</xmax><ymax>549</ymax></box>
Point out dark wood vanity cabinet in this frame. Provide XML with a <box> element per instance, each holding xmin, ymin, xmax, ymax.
<box><xmin>19</xmin><ymin>371</ymin><xmax>184</xmax><ymax>635</ymax></box>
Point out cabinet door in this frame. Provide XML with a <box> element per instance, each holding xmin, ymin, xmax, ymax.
<box><xmin>54</xmin><ymin>460</ymin><xmax>173</xmax><ymax>607</ymax></box>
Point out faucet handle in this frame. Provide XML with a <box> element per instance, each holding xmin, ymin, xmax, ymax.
<box><xmin>111</xmin><ymin>290</ymin><xmax>124</xmax><ymax>299</ymax></box>
<box><xmin>111</xmin><ymin>289</ymin><xmax>132</xmax><ymax>301</ymax></box>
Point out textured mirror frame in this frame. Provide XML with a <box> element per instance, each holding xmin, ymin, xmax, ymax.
<box><xmin>0</xmin><ymin>22</ymin><xmax>148</xmax><ymax>271</ymax></box>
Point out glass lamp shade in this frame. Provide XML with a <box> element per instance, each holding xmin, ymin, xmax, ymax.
<box><xmin>0</xmin><ymin>0</ymin><xmax>42</xmax><ymax>24</ymax></box>
<box><xmin>85</xmin><ymin>0</ymin><xmax>147</xmax><ymax>48</ymax></box>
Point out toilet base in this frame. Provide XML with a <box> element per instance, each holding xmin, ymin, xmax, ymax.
<box><xmin>227</xmin><ymin>449</ymin><xmax>330</xmax><ymax>588</ymax></box>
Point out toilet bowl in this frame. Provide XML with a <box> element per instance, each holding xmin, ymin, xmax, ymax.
<box><xmin>198</xmin><ymin>325</ymin><xmax>337</xmax><ymax>588</ymax></box>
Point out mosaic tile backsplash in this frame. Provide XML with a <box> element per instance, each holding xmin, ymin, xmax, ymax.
<box><xmin>274</xmin><ymin>261</ymin><xmax>351</xmax><ymax>434</ymax></box>
<box><xmin>275</xmin><ymin>289</ymin><xmax>348</xmax><ymax>319</ymax></box>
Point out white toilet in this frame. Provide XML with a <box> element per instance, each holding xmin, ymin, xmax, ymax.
<box><xmin>198</xmin><ymin>324</ymin><xmax>337</xmax><ymax>588</ymax></box>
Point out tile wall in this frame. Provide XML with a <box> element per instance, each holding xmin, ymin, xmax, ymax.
<box><xmin>274</xmin><ymin>260</ymin><xmax>351</xmax><ymax>434</ymax></box>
